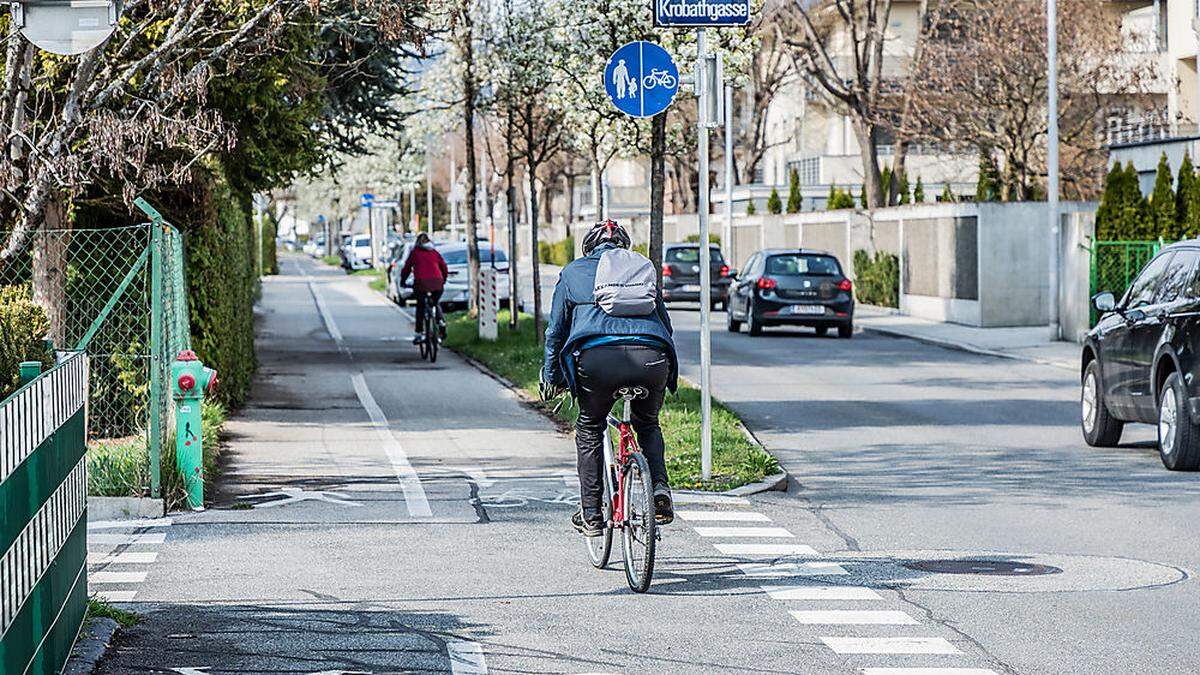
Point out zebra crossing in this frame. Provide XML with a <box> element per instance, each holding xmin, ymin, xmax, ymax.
<box><xmin>87</xmin><ymin>517</ymin><xmax>172</xmax><ymax>602</ymax></box>
<box><xmin>676</xmin><ymin>495</ymin><xmax>1000</xmax><ymax>674</ymax></box>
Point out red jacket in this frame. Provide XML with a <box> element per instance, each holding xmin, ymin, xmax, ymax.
<box><xmin>401</xmin><ymin>245</ymin><xmax>449</xmax><ymax>291</ymax></box>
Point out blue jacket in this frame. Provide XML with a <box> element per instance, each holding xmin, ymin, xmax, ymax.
<box><xmin>543</xmin><ymin>243</ymin><xmax>678</xmax><ymax>393</ymax></box>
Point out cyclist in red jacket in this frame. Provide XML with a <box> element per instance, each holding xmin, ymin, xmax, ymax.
<box><xmin>400</xmin><ymin>233</ymin><xmax>449</xmax><ymax>342</ymax></box>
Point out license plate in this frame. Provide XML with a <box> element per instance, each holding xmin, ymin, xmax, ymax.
<box><xmin>788</xmin><ymin>305</ymin><xmax>826</xmax><ymax>315</ymax></box>
<box><xmin>682</xmin><ymin>284</ymin><xmax>702</xmax><ymax>292</ymax></box>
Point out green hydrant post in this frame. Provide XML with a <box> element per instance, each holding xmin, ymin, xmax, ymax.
<box><xmin>170</xmin><ymin>350</ymin><xmax>218</xmax><ymax>511</ymax></box>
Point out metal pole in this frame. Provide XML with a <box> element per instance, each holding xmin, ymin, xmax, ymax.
<box><xmin>697</xmin><ymin>28</ymin><xmax>714</xmax><ymax>482</ymax></box>
<box><xmin>148</xmin><ymin>221</ymin><xmax>163</xmax><ymax>500</ymax></box>
<box><xmin>1047</xmin><ymin>0</ymin><xmax>1060</xmax><ymax>341</ymax></box>
<box><xmin>724</xmin><ymin>84</ymin><xmax>734</xmax><ymax>266</ymax></box>
<box><xmin>409</xmin><ymin>184</ymin><xmax>416</xmax><ymax>233</ymax></box>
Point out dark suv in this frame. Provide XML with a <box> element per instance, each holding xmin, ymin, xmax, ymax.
<box><xmin>1082</xmin><ymin>241</ymin><xmax>1200</xmax><ymax>470</ymax></box>
<box><xmin>661</xmin><ymin>243</ymin><xmax>733</xmax><ymax>310</ymax></box>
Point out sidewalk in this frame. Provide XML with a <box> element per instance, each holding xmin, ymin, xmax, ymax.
<box><xmin>856</xmin><ymin>305</ymin><xmax>1080</xmax><ymax>371</ymax></box>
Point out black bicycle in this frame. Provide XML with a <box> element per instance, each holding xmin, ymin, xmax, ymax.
<box><xmin>417</xmin><ymin>291</ymin><xmax>442</xmax><ymax>363</ymax></box>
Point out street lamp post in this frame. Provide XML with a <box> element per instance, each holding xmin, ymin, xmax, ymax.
<box><xmin>1047</xmin><ymin>0</ymin><xmax>1061</xmax><ymax>342</ymax></box>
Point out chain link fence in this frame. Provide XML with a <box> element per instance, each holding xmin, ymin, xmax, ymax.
<box><xmin>1089</xmin><ymin>240</ymin><xmax>1161</xmax><ymax>326</ymax></box>
<box><xmin>0</xmin><ymin>218</ymin><xmax>190</xmax><ymax>497</ymax></box>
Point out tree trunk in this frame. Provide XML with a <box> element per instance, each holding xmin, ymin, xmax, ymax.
<box><xmin>506</xmin><ymin>106</ymin><xmax>519</xmax><ymax>330</ymax></box>
<box><xmin>32</xmin><ymin>194</ymin><xmax>70</xmax><ymax>349</ymax></box>
<box><xmin>566</xmin><ymin>172</ymin><xmax>575</xmax><ymax>226</ymax></box>
<box><xmin>650</xmin><ymin>112</ymin><xmax>667</xmax><ymax>290</ymax></box>
<box><xmin>461</xmin><ymin>4</ymin><xmax>481</xmax><ymax>316</ymax></box>
<box><xmin>852</xmin><ymin>115</ymin><xmax>885</xmax><ymax>208</ymax></box>
<box><xmin>529</xmin><ymin>162</ymin><xmax>543</xmax><ymax>345</ymax></box>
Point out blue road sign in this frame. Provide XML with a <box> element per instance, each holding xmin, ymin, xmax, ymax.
<box><xmin>360</xmin><ymin>193</ymin><xmax>375</xmax><ymax>208</ymax></box>
<box><xmin>604</xmin><ymin>42</ymin><xmax>679</xmax><ymax>119</ymax></box>
<box><xmin>654</xmin><ymin>0</ymin><xmax>752</xmax><ymax>27</ymax></box>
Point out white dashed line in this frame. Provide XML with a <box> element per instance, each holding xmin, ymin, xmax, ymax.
<box><xmin>352</xmin><ymin>373</ymin><xmax>432</xmax><ymax>518</ymax></box>
<box><xmin>90</xmin><ymin>571</ymin><xmax>148</xmax><ymax>584</ymax></box>
<box><xmin>821</xmin><ymin>637</ymin><xmax>960</xmax><ymax>655</ymax></box>
<box><xmin>790</xmin><ymin>610</ymin><xmax>918</xmax><ymax>625</ymax></box>
<box><xmin>88</xmin><ymin>519</ymin><xmax>173</xmax><ymax>530</ymax></box>
<box><xmin>738</xmin><ymin>561</ymin><xmax>849</xmax><ymax>576</ymax></box>
<box><xmin>88</xmin><ymin>551</ymin><xmax>159</xmax><ymax>565</ymax></box>
<box><xmin>694</xmin><ymin>527</ymin><xmax>794</xmax><ymax>538</ymax></box>
<box><xmin>447</xmin><ymin>639</ymin><xmax>488</xmax><ymax>674</ymax></box>
<box><xmin>714</xmin><ymin>543</ymin><xmax>818</xmax><ymax>556</ymax></box>
<box><xmin>861</xmin><ymin>669</ymin><xmax>999</xmax><ymax>675</ymax></box>
<box><xmin>763</xmin><ymin>585</ymin><xmax>882</xmax><ymax>600</ymax></box>
<box><xmin>89</xmin><ymin>533</ymin><xmax>166</xmax><ymax>545</ymax></box>
<box><xmin>676</xmin><ymin>511</ymin><xmax>771</xmax><ymax>522</ymax></box>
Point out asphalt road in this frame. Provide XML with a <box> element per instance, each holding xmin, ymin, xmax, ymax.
<box><xmin>669</xmin><ymin>306</ymin><xmax>1200</xmax><ymax>674</ymax></box>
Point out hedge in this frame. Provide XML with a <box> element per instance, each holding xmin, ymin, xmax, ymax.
<box><xmin>852</xmin><ymin>249</ymin><xmax>899</xmax><ymax>308</ymax></box>
<box><xmin>0</xmin><ymin>285</ymin><xmax>54</xmax><ymax>400</ymax></box>
<box><xmin>538</xmin><ymin>237</ymin><xmax>575</xmax><ymax>266</ymax></box>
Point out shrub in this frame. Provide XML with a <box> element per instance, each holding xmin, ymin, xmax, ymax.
<box><xmin>0</xmin><ymin>285</ymin><xmax>53</xmax><ymax>400</ymax></box>
<box><xmin>684</xmin><ymin>233</ymin><xmax>721</xmax><ymax>245</ymax></box>
<box><xmin>1177</xmin><ymin>153</ymin><xmax>1195</xmax><ymax>233</ymax></box>
<box><xmin>940</xmin><ymin>183</ymin><xmax>955</xmax><ymax>203</ymax></box>
<box><xmin>1151</xmin><ymin>153</ymin><xmax>1177</xmax><ymax>240</ymax></box>
<box><xmin>746</xmin><ymin>201</ymin><xmax>757</xmax><ymax>215</ymax></box>
<box><xmin>538</xmin><ymin>241</ymin><xmax>552</xmax><ymax>264</ymax></box>
<box><xmin>551</xmin><ymin>237</ymin><xmax>575</xmax><ymax>266</ymax></box>
<box><xmin>976</xmin><ymin>147</ymin><xmax>1002</xmax><ymax>203</ymax></box>
<box><xmin>913</xmin><ymin>176</ymin><xmax>925</xmax><ymax>203</ymax></box>
<box><xmin>827</xmin><ymin>186</ymin><xmax>856</xmax><ymax>210</ymax></box>
<box><xmin>852</xmin><ymin>249</ymin><xmax>899</xmax><ymax>308</ymax></box>
<box><xmin>897</xmin><ymin>170</ymin><xmax>911</xmax><ymax>205</ymax></box>
<box><xmin>766</xmin><ymin>187</ymin><xmax>782</xmax><ymax>214</ymax></box>
<box><xmin>786</xmin><ymin>169</ymin><xmax>802</xmax><ymax>213</ymax></box>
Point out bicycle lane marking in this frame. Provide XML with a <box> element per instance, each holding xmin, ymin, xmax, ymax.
<box><xmin>447</xmin><ymin>639</ymin><xmax>488</xmax><ymax>674</ymax></box>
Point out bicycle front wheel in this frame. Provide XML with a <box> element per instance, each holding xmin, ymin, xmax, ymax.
<box><xmin>586</xmin><ymin>469</ymin><xmax>614</xmax><ymax>569</ymax></box>
<box><xmin>621</xmin><ymin>453</ymin><xmax>656</xmax><ymax>592</ymax></box>
<box><xmin>426</xmin><ymin>319</ymin><xmax>439</xmax><ymax>363</ymax></box>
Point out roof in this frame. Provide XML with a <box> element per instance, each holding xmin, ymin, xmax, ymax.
<box><xmin>760</xmin><ymin>248</ymin><xmax>836</xmax><ymax>258</ymax></box>
<box><xmin>1108</xmin><ymin>134</ymin><xmax>1200</xmax><ymax>151</ymax></box>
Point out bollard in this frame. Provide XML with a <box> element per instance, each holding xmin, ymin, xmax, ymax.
<box><xmin>170</xmin><ymin>349</ymin><xmax>218</xmax><ymax>511</ymax></box>
<box><xmin>19</xmin><ymin>361</ymin><xmax>42</xmax><ymax>385</ymax></box>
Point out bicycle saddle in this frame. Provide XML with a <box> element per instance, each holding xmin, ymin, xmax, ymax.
<box><xmin>614</xmin><ymin>386</ymin><xmax>650</xmax><ymax>400</ymax></box>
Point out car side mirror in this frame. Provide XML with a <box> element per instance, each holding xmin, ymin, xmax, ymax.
<box><xmin>1092</xmin><ymin>291</ymin><xmax>1116</xmax><ymax>313</ymax></box>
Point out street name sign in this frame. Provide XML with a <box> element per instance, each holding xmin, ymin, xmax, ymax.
<box><xmin>654</xmin><ymin>0</ymin><xmax>751</xmax><ymax>27</ymax></box>
<box><xmin>604</xmin><ymin>41</ymin><xmax>679</xmax><ymax>119</ymax></box>
<box><xmin>360</xmin><ymin>193</ymin><xmax>375</xmax><ymax>208</ymax></box>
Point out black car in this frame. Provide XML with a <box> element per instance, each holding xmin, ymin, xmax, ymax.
<box><xmin>1082</xmin><ymin>241</ymin><xmax>1200</xmax><ymax>470</ymax></box>
<box><xmin>727</xmin><ymin>249</ymin><xmax>854</xmax><ymax>338</ymax></box>
<box><xmin>662</xmin><ymin>243</ymin><xmax>734</xmax><ymax>310</ymax></box>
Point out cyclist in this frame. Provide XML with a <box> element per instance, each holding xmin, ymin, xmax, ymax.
<box><xmin>400</xmin><ymin>233</ymin><xmax>449</xmax><ymax>343</ymax></box>
<box><xmin>541</xmin><ymin>220</ymin><xmax>678</xmax><ymax>536</ymax></box>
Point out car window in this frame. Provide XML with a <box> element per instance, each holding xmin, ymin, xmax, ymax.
<box><xmin>353</xmin><ymin>236</ymin><xmax>370</xmax><ymax>246</ymax></box>
<box><xmin>766</xmin><ymin>254</ymin><xmax>841</xmax><ymax>276</ymax></box>
<box><xmin>743</xmin><ymin>254</ymin><xmax>760</xmax><ymax>277</ymax></box>
<box><xmin>1158</xmin><ymin>250</ymin><xmax>1200</xmax><ymax>303</ymax></box>
<box><xmin>1125</xmin><ymin>252</ymin><xmax>1174</xmax><ymax>309</ymax></box>
<box><xmin>666</xmin><ymin>246</ymin><xmax>724</xmax><ymax>264</ymax></box>
<box><xmin>442</xmin><ymin>250</ymin><xmax>467</xmax><ymax>265</ymax></box>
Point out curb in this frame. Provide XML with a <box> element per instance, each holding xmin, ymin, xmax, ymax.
<box><xmin>860</xmin><ymin>324</ymin><xmax>1077</xmax><ymax>372</ymax></box>
<box><xmin>88</xmin><ymin>497</ymin><xmax>165</xmax><ymax>520</ymax></box>
<box><xmin>64</xmin><ymin>618</ymin><xmax>119</xmax><ymax>675</ymax></box>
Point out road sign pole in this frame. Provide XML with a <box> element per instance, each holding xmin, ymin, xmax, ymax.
<box><xmin>1047</xmin><ymin>0</ymin><xmax>1060</xmax><ymax>341</ymax></box>
<box><xmin>697</xmin><ymin>28</ymin><xmax>714</xmax><ymax>482</ymax></box>
<box><xmin>724</xmin><ymin>84</ymin><xmax>734</xmax><ymax>266</ymax></box>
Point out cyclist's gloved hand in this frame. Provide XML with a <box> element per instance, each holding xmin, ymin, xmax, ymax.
<box><xmin>538</xmin><ymin>371</ymin><xmax>562</xmax><ymax>402</ymax></box>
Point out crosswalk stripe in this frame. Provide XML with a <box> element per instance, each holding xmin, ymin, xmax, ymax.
<box><xmin>861</xmin><ymin>669</ymin><xmax>999</xmax><ymax>675</ymax></box>
<box><xmin>88</xmin><ymin>519</ymin><xmax>173</xmax><ymax>530</ymax></box>
<box><xmin>89</xmin><ymin>533</ymin><xmax>166</xmax><ymax>545</ymax></box>
<box><xmin>90</xmin><ymin>571</ymin><xmax>149</xmax><ymax>584</ymax></box>
<box><xmin>791</xmin><ymin>610</ymin><xmax>918</xmax><ymax>625</ymax></box>
<box><xmin>763</xmin><ymin>585</ymin><xmax>881</xmax><ymax>600</ymax></box>
<box><xmin>714</xmin><ymin>543</ymin><xmax>818</xmax><ymax>556</ymax></box>
<box><xmin>677</xmin><ymin>511</ymin><xmax>771</xmax><ymax>522</ymax></box>
<box><xmin>821</xmin><ymin>637</ymin><xmax>960</xmax><ymax>654</ymax></box>
<box><xmin>93</xmin><ymin>590</ymin><xmax>137</xmax><ymax>602</ymax></box>
<box><xmin>739</xmin><ymin>562</ymin><xmax>849</xmax><ymax>576</ymax></box>
<box><xmin>694</xmin><ymin>527</ymin><xmax>794</xmax><ymax>538</ymax></box>
<box><xmin>673</xmin><ymin>493</ymin><xmax>750</xmax><ymax>506</ymax></box>
<box><xmin>89</xmin><ymin>551</ymin><xmax>159</xmax><ymax>564</ymax></box>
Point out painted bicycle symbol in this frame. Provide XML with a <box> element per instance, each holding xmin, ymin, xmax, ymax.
<box><xmin>642</xmin><ymin>69</ymin><xmax>678</xmax><ymax>90</ymax></box>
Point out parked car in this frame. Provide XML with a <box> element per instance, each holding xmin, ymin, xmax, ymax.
<box><xmin>441</xmin><ymin>242</ymin><xmax>511</xmax><ymax>310</ymax></box>
<box><xmin>727</xmin><ymin>248</ymin><xmax>854</xmax><ymax>338</ymax></box>
<box><xmin>384</xmin><ymin>239</ymin><xmax>414</xmax><ymax>304</ymax></box>
<box><xmin>303</xmin><ymin>235</ymin><xmax>325</xmax><ymax>258</ymax></box>
<box><xmin>662</xmin><ymin>243</ymin><xmax>733</xmax><ymax>310</ymax></box>
<box><xmin>1082</xmin><ymin>241</ymin><xmax>1200</xmax><ymax>470</ymax></box>
<box><xmin>344</xmin><ymin>234</ymin><xmax>373</xmax><ymax>271</ymax></box>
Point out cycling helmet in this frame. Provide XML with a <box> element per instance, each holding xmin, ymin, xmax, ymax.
<box><xmin>582</xmin><ymin>219</ymin><xmax>632</xmax><ymax>256</ymax></box>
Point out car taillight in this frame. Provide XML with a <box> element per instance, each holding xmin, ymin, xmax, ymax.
<box><xmin>757</xmin><ymin>277</ymin><xmax>777</xmax><ymax>290</ymax></box>
<box><xmin>838</xmin><ymin>278</ymin><xmax>853</xmax><ymax>292</ymax></box>
<box><xmin>719</xmin><ymin>265</ymin><xmax>729</xmax><ymax>277</ymax></box>
<box><xmin>662</xmin><ymin>264</ymin><xmax>672</xmax><ymax>277</ymax></box>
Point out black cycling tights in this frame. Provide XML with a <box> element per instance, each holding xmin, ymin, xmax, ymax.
<box><xmin>575</xmin><ymin>344</ymin><xmax>671</xmax><ymax>515</ymax></box>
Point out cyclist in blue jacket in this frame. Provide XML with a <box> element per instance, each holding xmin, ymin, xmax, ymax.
<box><xmin>541</xmin><ymin>220</ymin><xmax>678</xmax><ymax>536</ymax></box>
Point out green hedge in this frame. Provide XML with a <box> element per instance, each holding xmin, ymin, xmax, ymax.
<box><xmin>539</xmin><ymin>237</ymin><xmax>575</xmax><ymax>266</ymax></box>
<box><xmin>0</xmin><ymin>285</ymin><xmax>53</xmax><ymax>400</ymax></box>
<box><xmin>852</xmin><ymin>249</ymin><xmax>899</xmax><ymax>308</ymax></box>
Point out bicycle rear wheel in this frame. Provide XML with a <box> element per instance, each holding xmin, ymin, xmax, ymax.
<box><xmin>426</xmin><ymin>315</ymin><xmax>439</xmax><ymax>363</ymax></box>
<box><xmin>586</xmin><ymin>468</ymin><xmax>614</xmax><ymax>569</ymax></box>
<box><xmin>621</xmin><ymin>453</ymin><xmax>656</xmax><ymax>592</ymax></box>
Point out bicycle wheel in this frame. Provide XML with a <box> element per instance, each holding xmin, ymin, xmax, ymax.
<box><xmin>621</xmin><ymin>452</ymin><xmax>656</xmax><ymax>592</ymax></box>
<box><xmin>426</xmin><ymin>310</ymin><xmax>439</xmax><ymax>363</ymax></box>
<box><xmin>586</xmin><ymin>469</ymin><xmax>614</xmax><ymax>569</ymax></box>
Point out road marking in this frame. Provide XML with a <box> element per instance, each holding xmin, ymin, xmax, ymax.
<box><xmin>676</xmin><ymin>511</ymin><xmax>771</xmax><ymax>522</ymax></box>
<box><xmin>93</xmin><ymin>590</ymin><xmax>137</xmax><ymax>602</ymax></box>
<box><xmin>791</xmin><ymin>610</ymin><xmax>918</xmax><ymax>625</ymax></box>
<box><xmin>694</xmin><ymin>526</ymin><xmax>794</xmax><ymax>538</ymax></box>
<box><xmin>308</xmin><ymin>279</ymin><xmax>345</xmax><ymax>347</ymax></box>
<box><xmin>673</xmin><ymin>493</ymin><xmax>750</xmax><ymax>505</ymax></box>
<box><xmin>762</xmin><ymin>585</ymin><xmax>881</xmax><ymax>600</ymax></box>
<box><xmin>447</xmin><ymin>639</ymin><xmax>488</xmax><ymax>674</ymax></box>
<box><xmin>861</xmin><ymin>670</ymin><xmax>999</xmax><ymax>675</ymax></box>
<box><xmin>821</xmin><ymin>637</ymin><xmax>960</xmax><ymax>655</ymax></box>
<box><xmin>714</xmin><ymin>543</ymin><xmax>818</xmax><ymax>556</ymax></box>
<box><xmin>90</xmin><ymin>571</ymin><xmax>148</xmax><ymax>584</ymax></box>
<box><xmin>352</xmin><ymin>373</ymin><xmax>432</xmax><ymax>518</ymax></box>
<box><xmin>88</xmin><ymin>518</ymin><xmax>173</xmax><ymax>530</ymax></box>
<box><xmin>89</xmin><ymin>551</ymin><xmax>159</xmax><ymax>564</ymax></box>
<box><xmin>238</xmin><ymin>487</ymin><xmax>363</xmax><ymax>508</ymax></box>
<box><xmin>89</xmin><ymin>533</ymin><xmax>166</xmax><ymax>545</ymax></box>
<box><xmin>738</xmin><ymin>561</ymin><xmax>848</xmax><ymax>576</ymax></box>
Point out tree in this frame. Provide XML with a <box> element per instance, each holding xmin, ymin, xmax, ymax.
<box><xmin>1177</xmin><ymin>153</ymin><xmax>1195</xmax><ymax>234</ymax></box>
<box><xmin>897</xmin><ymin>171</ymin><xmax>911</xmax><ymax>205</ymax></box>
<box><xmin>746</xmin><ymin>201</ymin><xmax>758</xmax><ymax>215</ymax></box>
<box><xmin>787</xmin><ymin>169</ymin><xmax>802</xmax><ymax>213</ymax></box>
<box><xmin>767</xmin><ymin>188</ymin><xmax>783</xmax><ymax>214</ymax></box>
<box><xmin>1151</xmin><ymin>153</ymin><xmax>1176</xmax><ymax>240</ymax></box>
<box><xmin>452</xmin><ymin>0</ymin><xmax>483</xmax><ymax>316</ymax></box>
<box><xmin>913</xmin><ymin>176</ymin><xmax>925</xmax><ymax>203</ymax></box>
<box><xmin>1095</xmin><ymin>164</ymin><xmax>1123</xmax><ymax>240</ymax></box>
<box><xmin>976</xmin><ymin>148</ymin><xmax>1002</xmax><ymax>202</ymax></box>
<box><xmin>1121</xmin><ymin>162</ymin><xmax>1152</xmax><ymax>240</ymax></box>
<box><xmin>739</xmin><ymin>3</ymin><xmax>797</xmax><ymax>184</ymax></box>
<box><xmin>940</xmin><ymin>183</ymin><xmax>955</xmax><ymax>203</ymax></box>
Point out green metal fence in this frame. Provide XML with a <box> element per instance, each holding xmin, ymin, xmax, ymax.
<box><xmin>0</xmin><ymin>203</ymin><xmax>190</xmax><ymax>498</ymax></box>
<box><xmin>1089</xmin><ymin>240</ymin><xmax>1162</xmax><ymax>326</ymax></box>
<box><xmin>0</xmin><ymin>352</ymin><xmax>90</xmax><ymax>674</ymax></box>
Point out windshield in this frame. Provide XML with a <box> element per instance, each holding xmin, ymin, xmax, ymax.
<box><xmin>353</xmin><ymin>236</ymin><xmax>370</xmax><ymax>246</ymax></box>
<box><xmin>442</xmin><ymin>249</ymin><xmax>508</xmax><ymax>266</ymax></box>
<box><xmin>766</xmin><ymin>254</ymin><xmax>841</xmax><ymax>276</ymax></box>
<box><xmin>666</xmin><ymin>246</ymin><xmax>724</xmax><ymax>264</ymax></box>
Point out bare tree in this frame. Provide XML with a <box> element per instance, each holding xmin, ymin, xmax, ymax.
<box><xmin>739</xmin><ymin>3</ymin><xmax>796</xmax><ymax>184</ymax></box>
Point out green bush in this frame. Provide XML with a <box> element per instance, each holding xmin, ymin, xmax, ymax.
<box><xmin>1151</xmin><ymin>153</ymin><xmax>1177</xmax><ymax>240</ymax></box>
<box><xmin>1096</xmin><ymin>161</ymin><xmax>1153</xmax><ymax>240</ymax></box>
<box><xmin>786</xmin><ymin>169</ymin><xmax>802</xmax><ymax>213</ymax></box>
<box><xmin>827</xmin><ymin>186</ymin><xmax>856</xmax><ymax>210</ymax></box>
<box><xmin>633</xmin><ymin>242</ymin><xmax>649</xmax><ymax>256</ymax></box>
<box><xmin>684</xmin><ymin>233</ymin><xmax>721</xmax><ymax>245</ymax></box>
<box><xmin>0</xmin><ymin>285</ymin><xmax>53</xmax><ymax>400</ymax></box>
<box><xmin>766</xmin><ymin>187</ymin><xmax>782</xmax><ymax>214</ymax></box>
<box><xmin>976</xmin><ymin>147</ymin><xmax>1002</xmax><ymax>203</ymax></box>
<box><xmin>538</xmin><ymin>240</ymin><xmax>552</xmax><ymax>264</ymax></box>
<box><xmin>913</xmin><ymin>176</ymin><xmax>925</xmax><ymax>203</ymax></box>
<box><xmin>540</xmin><ymin>238</ymin><xmax>575</xmax><ymax>266</ymax></box>
<box><xmin>852</xmin><ymin>249</ymin><xmax>899</xmax><ymax>308</ymax></box>
<box><xmin>746</xmin><ymin>201</ymin><xmax>757</xmax><ymax>215</ymax></box>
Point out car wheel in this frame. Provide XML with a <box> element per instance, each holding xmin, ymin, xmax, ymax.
<box><xmin>1081</xmin><ymin>360</ymin><xmax>1123</xmax><ymax>447</ymax></box>
<box><xmin>1158</xmin><ymin>371</ymin><xmax>1200</xmax><ymax>470</ymax></box>
<box><xmin>837</xmin><ymin>322</ymin><xmax>853</xmax><ymax>339</ymax></box>
<box><xmin>815</xmin><ymin>326</ymin><xmax>829</xmax><ymax>337</ymax></box>
<box><xmin>726</xmin><ymin>306</ymin><xmax>742</xmax><ymax>333</ymax></box>
<box><xmin>747</xmin><ymin>302</ymin><xmax>763</xmax><ymax>336</ymax></box>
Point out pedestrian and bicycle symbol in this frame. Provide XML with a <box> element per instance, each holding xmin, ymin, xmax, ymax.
<box><xmin>604</xmin><ymin>41</ymin><xmax>679</xmax><ymax>118</ymax></box>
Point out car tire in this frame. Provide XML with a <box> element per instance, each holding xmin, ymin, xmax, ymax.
<box><xmin>726</xmin><ymin>307</ymin><xmax>742</xmax><ymax>333</ymax></box>
<box><xmin>747</xmin><ymin>302</ymin><xmax>763</xmax><ymax>337</ymax></box>
<box><xmin>1081</xmin><ymin>360</ymin><xmax>1122</xmax><ymax>447</ymax></box>
<box><xmin>815</xmin><ymin>326</ymin><xmax>829</xmax><ymax>337</ymax></box>
<box><xmin>1158</xmin><ymin>371</ymin><xmax>1200</xmax><ymax>471</ymax></box>
<box><xmin>837</xmin><ymin>322</ymin><xmax>853</xmax><ymax>339</ymax></box>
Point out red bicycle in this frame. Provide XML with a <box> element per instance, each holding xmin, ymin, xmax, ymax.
<box><xmin>586</xmin><ymin>386</ymin><xmax>658</xmax><ymax>592</ymax></box>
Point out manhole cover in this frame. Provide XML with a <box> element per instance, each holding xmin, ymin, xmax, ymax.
<box><xmin>902</xmin><ymin>559</ymin><xmax>1063</xmax><ymax>576</ymax></box>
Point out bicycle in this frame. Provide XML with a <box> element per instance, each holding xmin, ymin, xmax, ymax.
<box><xmin>641</xmin><ymin>69</ymin><xmax>677</xmax><ymax>90</ymax></box>
<box><xmin>416</xmin><ymin>290</ymin><xmax>442</xmax><ymax>363</ymax></box>
<box><xmin>585</xmin><ymin>386</ymin><xmax>658</xmax><ymax>593</ymax></box>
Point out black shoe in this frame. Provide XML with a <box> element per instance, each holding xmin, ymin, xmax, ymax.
<box><xmin>653</xmin><ymin>484</ymin><xmax>674</xmax><ymax>525</ymax></box>
<box><xmin>572</xmin><ymin>508</ymin><xmax>604</xmax><ymax>537</ymax></box>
